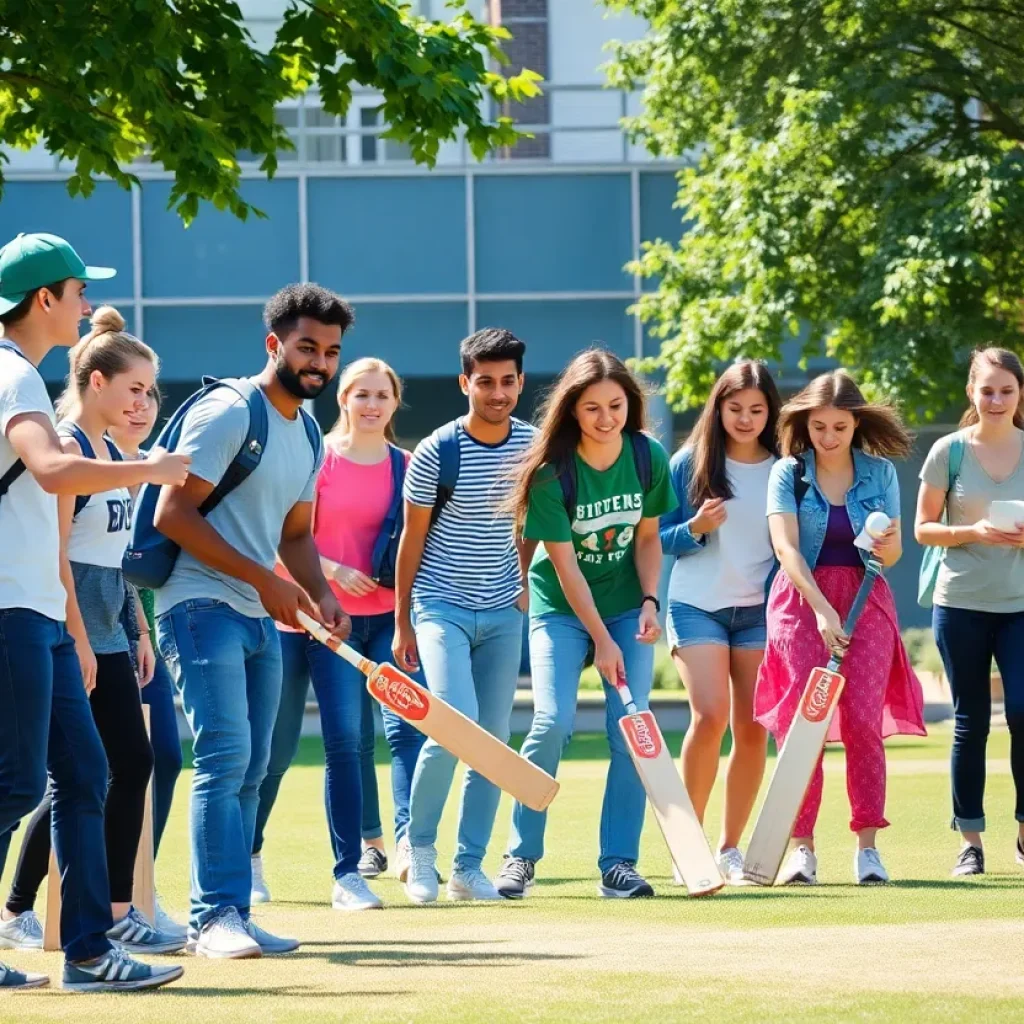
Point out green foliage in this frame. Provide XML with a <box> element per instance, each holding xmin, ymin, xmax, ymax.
<box><xmin>605</xmin><ymin>1</ymin><xmax>1024</xmax><ymax>419</ymax></box>
<box><xmin>0</xmin><ymin>0</ymin><xmax>541</xmax><ymax>223</ymax></box>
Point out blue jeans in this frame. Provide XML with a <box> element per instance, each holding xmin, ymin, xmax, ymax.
<box><xmin>509</xmin><ymin>609</ymin><xmax>654</xmax><ymax>873</ymax></box>
<box><xmin>408</xmin><ymin>599</ymin><xmax>524</xmax><ymax>871</ymax></box>
<box><xmin>0</xmin><ymin>609</ymin><xmax>112</xmax><ymax>962</ymax></box>
<box><xmin>252</xmin><ymin>614</ymin><xmax>425</xmax><ymax>877</ymax></box>
<box><xmin>140</xmin><ymin>656</ymin><xmax>183</xmax><ymax>855</ymax></box>
<box><xmin>934</xmin><ymin>604</ymin><xmax>1024</xmax><ymax>831</ymax></box>
<box><xmin>157</xmin><ymin>599</ymin><xmax>282</xmax><ymax>930</ymax></box>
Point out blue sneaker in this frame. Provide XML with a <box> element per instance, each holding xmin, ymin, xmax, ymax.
<box><xmin>62</xmin><ymin>948</ymin><xmax>183</xmax><ymax>992</ymax></box>
<box><xmin>108</xmin><ymin>906</ymin><xmax>185</xmax><ymax>954</ymax></box>
<box><xmin>0</xmin><ymin>960</ymin><xmax>49</xmax><ymax>989</ymax></box>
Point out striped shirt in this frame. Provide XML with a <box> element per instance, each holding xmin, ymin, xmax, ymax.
<box><xmin>405</xmin><ymin>417</ymin><xmax>536</xmax><ymax>610</ymax></box>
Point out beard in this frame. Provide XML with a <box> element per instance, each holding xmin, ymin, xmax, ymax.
<box><xmin>275</xmin><ymin>355</ymin><xmax>329</xmax><ymax>400</ymax></box>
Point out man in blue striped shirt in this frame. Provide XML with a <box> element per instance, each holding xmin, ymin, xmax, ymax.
<box><xmin>393</xmin><ymin>328</ymin><xmax>534</xmax><ymax>903</ymax></box>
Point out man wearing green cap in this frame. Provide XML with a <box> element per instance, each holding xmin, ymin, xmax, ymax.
<box><xmin>0</xmin><ymin>232</ymin><xmax>190</xmax><ymax>991</ymax></box>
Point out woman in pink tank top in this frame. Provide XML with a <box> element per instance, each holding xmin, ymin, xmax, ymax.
<box><xmin>250</xmin><ymin>358</ymin><xmax>425</xmax><ymax>911</ymax></box>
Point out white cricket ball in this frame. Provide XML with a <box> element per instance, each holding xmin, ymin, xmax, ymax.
<box><xmin>865</xmin><ymin>511</ymin><xmax>891</xmax><ymax>538</ymax></box>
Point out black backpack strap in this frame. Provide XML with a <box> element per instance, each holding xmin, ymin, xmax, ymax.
<box><xmin>793</xmin><ymin>455</ymin><xmax>809</xmax><ymax>509</ymax></box>
<box><xmin>629</xmin><ymin>430</ymin><xmax>653</xmax><ymax>492</ymax></box>
<box><xmin>197</xmin><ymin>379</ymin><xmax>269</xmax><ymax>516</ymax></box>
<box><xmin>558</xmin><ymin>458</ymin><xmax>577</xmax><ymax>521</ymax></box>
<box><xmin>431</xmin><ymin>419</ymin><xmax>461</xmax><ymax>526</ymax></box>
<box><xmin>299</xmin><ymin>406</ymin><xmax>324</xmax><ymax>468</ymax></box>
<box><xmin>0</xmin><ymin>460</ymin><xmax>26</xmax><ymax>503</ymax></box>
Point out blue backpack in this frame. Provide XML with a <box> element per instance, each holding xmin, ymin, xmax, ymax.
<box><xmin>57</xmin><ymin>422</ymin><xmax>124</xmax><ymax>518</ymax></box>
<box><xmin>369</xmin><ymin>443</ymin><xmax>407</xmax><ymax>589</ymax></box>
<box><xmin>122</xmin><ymin>377</ymin><xmax>322</xmax><ymax>589</ymax></box>
<box><xmin>558</xmin><ymin>429</ymin><xmax>653</xmax><ymax>521</ymax></box>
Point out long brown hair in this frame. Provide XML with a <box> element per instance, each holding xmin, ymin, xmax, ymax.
<box><xmin>55</xmin><ymin>306</ymin><xmax>159</xmax><ymax>421</ymax></box>
<box><xmin>960</xmin><ymin>347</ymin><xmax>1024</xmax><ymax>429</ymax></box>
<box><xmin>509</xmin><ymin>348</ymin><xmax>647</xmax><ymax>532</ymax></box>
<box><xmin>326</xmin><ymin>357</ymin><xmax>403</xmax><ymax>445</ymax></box>
<box><xmin>685</xmin><ymin>360</ymin><xmax>781</xmax><ymax>507</ymax></box>
<box><xmin>778</xmin><ymin>370</ymin><xmax>913</xmax><ymax>459</ymax></box>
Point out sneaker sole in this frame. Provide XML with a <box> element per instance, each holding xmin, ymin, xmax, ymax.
<box><xmin>446</xmin><ymin>887</ymin><xmax>501</xmax><ymax>902</ymax></box>
<box><xmin>195</xmin><ymin>943</ymin><xmax>263</xmax><ymax>960</ymax></box>
<box><xmin>496</xmin><ymin>884</ymin><xmax>533</xmax><ymax>900</ymax></box>
<box><xmin>63</xmin><ymin>965</ymin><xmax>184</xmax><ymax>992</ymax></box>
<box><xmin>358</xmin><ymin>869</ymin><xmax>382</xmax><ymax>879</ymax></box>
<box><xmin>249</xmin><ymin>894</ymin><xmax>271</xmax><ymax>905</ymax></box>
<box><xmin>857</xmin><ymin>876</ymin><xmax>889</xmax><ymax>885</ymax></box>
<box><xmin>111</xmin><ymin>939</ymin><xmax>188</xmax><ymax>955</ymax></box>
<box><xmin>331</xmin><ymin>900</ymin><xmax>384</xmax><ymax>911</ymax></box>
<box><xmin>404</xmin><ymin>887</ymin><xmax>438</xmax><ymax>905</ymax></box>
<box><xmin>0</xmin><ymin>938</ymin><xmax>44</xmax><ymax>951</ymax></box>
<box><xmin>779</xmin><ymin>875</ymin><xmax>817</xmax><ymax>886</ymax></box>
<box><xmin>597</xmin><ymin>884</ymin><xmax>655</xmax><ymax>899</ymax></box>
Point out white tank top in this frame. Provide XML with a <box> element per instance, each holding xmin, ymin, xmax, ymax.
<box><xmin>62</xmin><ymin>427</ymin><xmax>133</xmax><ymax>569</ymax></box>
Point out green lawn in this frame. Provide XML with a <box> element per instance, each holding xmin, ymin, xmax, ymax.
<box><xmin>6</xmin><ymin>724</ymin><xmax>1023</xmax><ymax>1022</ymax></box>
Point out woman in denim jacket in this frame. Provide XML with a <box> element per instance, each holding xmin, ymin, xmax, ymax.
<box><xmin>756</xmin><ymin>371</ymin><xmax>925</xmax><ymax>886</ymax></box>
<box><xmin>660</xmin><ymin>360</ymin><xmax>780</xmax><ymax>884</ymax></box>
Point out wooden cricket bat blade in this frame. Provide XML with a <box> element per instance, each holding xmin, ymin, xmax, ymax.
<box><xmin>620</xmin><ymin>710</ymin><xmax>723</xmax><ymax>897</ymax></box>
<box><xmin>366</xmin><ymin>662</ymin><xmax>560</xmax><ymax>812</ymax></box>
<box><xmin>743</xmin><ymin>667</ymin><xmax>846</xmax><ymax>886</ymax></box>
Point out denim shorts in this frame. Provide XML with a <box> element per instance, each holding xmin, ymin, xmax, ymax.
<box><xmin>666</xmin><ymin>601</ymin><xmax>767</xmax><ymax>652</ymax></box>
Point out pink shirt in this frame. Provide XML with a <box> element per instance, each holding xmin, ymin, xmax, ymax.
<box><xmin>277</xmin><ymin>444</ymin><xmax>408</xmax><ymax>625</ymax></box>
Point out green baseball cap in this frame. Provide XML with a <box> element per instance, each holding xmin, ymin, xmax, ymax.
<box><xmin>0</xmin><ymin>232</ymin><xmax>116</xmax><ymax>315</ymax></box>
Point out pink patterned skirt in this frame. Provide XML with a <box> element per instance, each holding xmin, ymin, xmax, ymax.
<box><xmin>755</xmin><ymin>566</ymin><xmax>926</xmax><ymax>745</ymax></box>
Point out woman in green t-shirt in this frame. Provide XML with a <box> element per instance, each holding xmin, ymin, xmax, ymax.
<box><xmin>495</xmin><ymin>349</ymin><xmax>678</xmax><ymax>899</ymax></box>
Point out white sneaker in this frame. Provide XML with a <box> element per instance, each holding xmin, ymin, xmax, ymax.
<box><xmin>394</xmin><ymin>835</ymin><xmax>412</xmax><ymax>883</ymax></box>
<box><xmin>250</xmin><ymin>854</ymin><xmax>271</xmax><ymax>904</ymax></box>
<box><xmin>778</xmin><ymin>845</ymin><xmax>818</xmax><ymax>885</ymax></box>
<box><xmin>717</xmin><ymin>847</ymin><xmax>746</xmax><ymax>886</ymax></box>
<box><xmin>194</xmin><ymin>907</ymin><xmax>262</xmax><ymax>960</ymax></box>
<box><xmin>404</xmin><ymin>844</ymin><xmax>439</xmax><ymax>904</ymax></box>
<box><xmin>153</xmin><ymin>896</ymin><xmax>187</xmax><ymax>941</ymax></box>
<box><xmin>856</xmin><ymin>847</ymin><xmax>890</xmax><ymax>885</ymax></box>
<box><xmin>447</xmin><ymin>867</ymin><xmax>501</xmax><ymax>902</ymax></box>
<box><xmin>243</xmin><ymin>917</ymin><xmax>299</xmax><ymax>954</ymax></box>
<box><xmin>0</xmin><ymin>910</ymin><xmax>43</xmax><ymax>950</ymax></box>
<box><xmin>332</xmin><ymin>872</ymin><xmax>383</xmax><ymax>911</ymax></box>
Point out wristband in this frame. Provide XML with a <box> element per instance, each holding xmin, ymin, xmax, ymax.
<box><xmin>641</xmin><ymin>594</ymin><xmax>661</xmax><ymax>613</ymax></box>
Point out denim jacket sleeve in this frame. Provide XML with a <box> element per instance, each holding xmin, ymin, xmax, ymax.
<box><xmin>659</xmin><ymin>446</ymin><xmax>707</xmax><ymax>557</ymax></box>
<box><xmin>882</xmin><ymin>459</ymin><xmax>901</xmax><ymax>520</ymax></box>
<box><xmin>766</xmin><ymin>456</ymin><xmax>800</xmax><ymax>517</ymax></box>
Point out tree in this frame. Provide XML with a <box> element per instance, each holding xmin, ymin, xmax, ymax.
<box><xmin>606</xmin><ymin>1</ymin><xmax>1024</xmax><ymax>419</ymax></box>
<box><xmin>0</xmin><ymin>0</ymin><xmax>540</xmax><ymax>223</ymax></box>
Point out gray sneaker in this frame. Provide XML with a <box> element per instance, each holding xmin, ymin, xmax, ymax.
<box><xmin>243</xmin><ymin>916</ymin><xmax>299</xmax><ymax>955</ymax></box>
<box><xmin>332</xmin><ymin>872</ymin><xmax>383</xmax><ymax>911</ymax></box>
<box><xmin>193</xmin><ymin>907</ymin><xmax>261</xmax><ymax>960</ymax></box>
<box><xmin>495</xmin><ymin>856</ymin><xmax>535</xmax><ymax>899</ymax></box>
<box><xmin>62</xmin><ymin>948</ymin><xmax>182</xmax><ymax>992</ymax></box>
<box><xmin>0</xmin><ymin>910</ymin><xmax>43</xmax><ymax>950</ymax></box>
<box><xmin>0</xmin><ymin>960</ymin><xmax>48</xmax><ymax>989</ymax></box>
<box><xmin>108</xmin><ymin>906</ymin><xmax>185</xmax><ymax>954</ymax></box>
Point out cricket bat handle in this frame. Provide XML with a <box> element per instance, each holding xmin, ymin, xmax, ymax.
<box><xmin>297</xmin><ymin>611</ymin><xmax>375</xmax><ymax>676</ymax></box>
<box><xmin>614</xmin><ymin>673</ymin><xmax>638</xmax><ymax>715</ymax></box>
<box><xmin>828</xmin><ymin>558</ymin><xmax>882</xmax><ymax>671</ymax></box>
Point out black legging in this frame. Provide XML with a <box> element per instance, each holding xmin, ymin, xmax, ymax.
<box><xmin>6</xmin><ymin>652</ymin><xmax>154</xmax><ymax>912</ymax></box>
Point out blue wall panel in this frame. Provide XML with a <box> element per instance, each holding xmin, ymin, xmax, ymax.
<box><xmin>308</xmin><ymin>177</ymin><xmax>466</xmax><ymax>296</ymax></box>
<box><xmin>143</xmin><ymin>305</ymin><xmax>267</xmax><ymax>381</ymax></box>
<box><xmin>474</xmin><ymin>175</ymin><xmax>632</xmax><ymax>294</ymax></box>
<box><xmin>0</xmin><ymin>181</ymin><xmax>132</xmax><ymax>301</ymax></box>
<box><xmin>340</xmin><ymin>302</ymin><xmax>469</xmax><ymax>376</ymax></box>
<box><xmin>476</xmin><ymin>299</ymin><xmax>633</xmax><ymax>375</ymax></box>
<box><xmin>142</xmin><ymin>181</ymin><xmax>299</xmax><ymax>298</ymax></box>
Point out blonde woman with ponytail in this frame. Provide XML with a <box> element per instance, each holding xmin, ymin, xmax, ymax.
<box><xmin>0</xmin><ymin>307</ymin><xmax>184</xmax><ymax>956</ymax></box>
<box><xmin>916</xmin><ymin>348</ymin><xmax>1024</xmax><ymax>877</ymax></box>
<box><xmin>250</xmin><ymin>357</ymin><xmax>427</xmax><ymax>910</ymax></box>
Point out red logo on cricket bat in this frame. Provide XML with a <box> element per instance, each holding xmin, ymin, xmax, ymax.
<box><xmin>622</xmin><ymin>711</ymin><xmax>662</xmax><ymax>759</ymax></box>
<box><xmin>800</xmin><ymin>668</ymin><xmax>843</xmax><ymax>723</ymax></box>
<box><xmin>369</xmin><ymin>667</ymin><xmax>430</xmax><ymax>721</ymax></box>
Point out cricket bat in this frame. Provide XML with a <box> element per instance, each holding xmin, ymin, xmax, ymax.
<box><xmin>297</xmin><ymin>611</ymin><xmax>559</xmax><ymax>812</ymax></box>
<box><xmin>743</xmin><ymin>555</ymin><xmax>884</xmax><ymax>886</ymax></box>
<box><xmin>614</xmin><ymin>675</ymin><xmax>723</xmax><ymax>897</ymax></box>
<box><xmin>44</xmin><ymin>706</ymin><xmax>157</xmax><ymax>950</ymax></box>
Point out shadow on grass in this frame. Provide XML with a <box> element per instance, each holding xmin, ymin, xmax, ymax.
<box><xmin>30</xmin><ymin>987</ymin><xmax>412</xmax><ymax>999</ymax></box>
<box><xmin>297</xmin><ymin>939</ymin><xmax>510</xmax><ymax>948</ymax></box>
<box><xmin>889</xmin><ymin>877</ymin><xmax>1023</xmax><ymax>890</ymax></box>
<box><xmin>286</xmin><ymin>949</ymin><xmax>581</xmax><ymax>968</ymax></box>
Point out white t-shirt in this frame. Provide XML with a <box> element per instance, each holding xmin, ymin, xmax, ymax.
<box><xmin>668</xmin><ymin>455</ymin><xmax>776</xmax><ymax>611</ymax></box>
<box><xmin>0</xmin><ymin>342</ymin><xmax>66</xmax><ymax>620</ymax></box>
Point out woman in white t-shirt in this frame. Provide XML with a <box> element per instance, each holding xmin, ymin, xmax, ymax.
<box><xmin>660</xmin><ymin>360</ymin><xmax>780</xmax><ymax>884</ymax></box>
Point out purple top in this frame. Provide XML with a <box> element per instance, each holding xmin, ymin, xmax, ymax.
<box><xmin>816</xmin><ymin>504</ymin><xmax>862</xmax><ymax>567</ymax></box>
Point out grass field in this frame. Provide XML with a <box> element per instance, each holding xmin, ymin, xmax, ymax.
<box><xmin>5</xmin><ymin>724</ymin><xmax>1023</xmax><ymax>1022</ymax></box>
